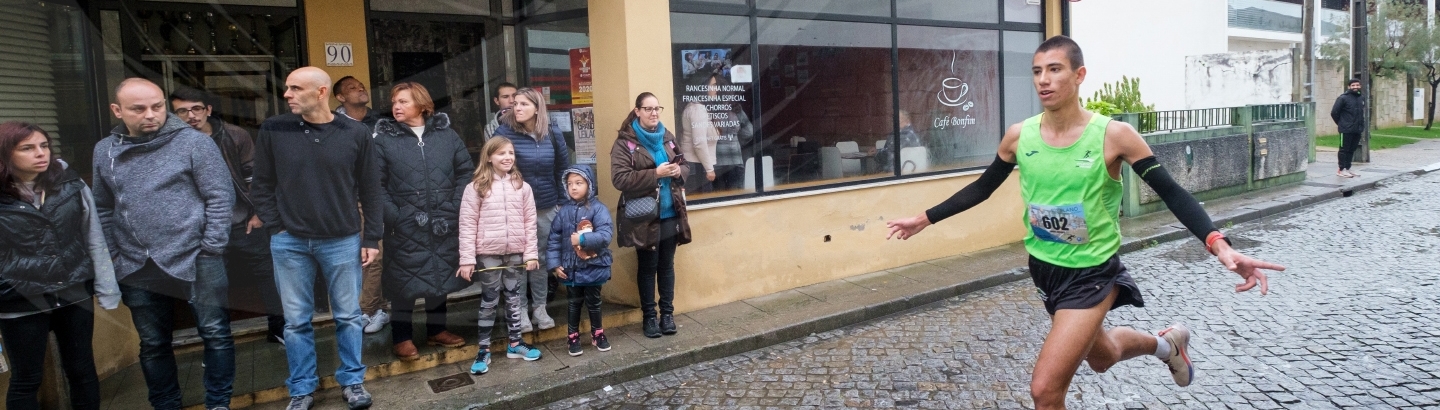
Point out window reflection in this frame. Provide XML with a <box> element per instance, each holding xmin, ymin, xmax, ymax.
<box><xmin>896</xmin><ymin>26</ymin><xmax>1000</xmax><ymax>173</ymax></box>
<box><xmin>757</xmin><ymin>18</ymin><xmax>893</xmax><ymax>188</ymax></box>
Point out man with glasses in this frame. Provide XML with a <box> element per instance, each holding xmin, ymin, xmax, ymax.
<box><xmin>171</xmin><ymin>88</ymin><xmax>286</xmax><ymax>346</ymax></box>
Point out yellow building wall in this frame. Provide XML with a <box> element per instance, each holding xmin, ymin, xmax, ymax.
<box><xmin>303</xmin><ymin>0</ymin><xmax>372</xmax><ymax>109</ymax></box>
<box><xmin>589</xmin><ymin>0</ymin><xmax>1030</xmax><ymax>312</ymax></box>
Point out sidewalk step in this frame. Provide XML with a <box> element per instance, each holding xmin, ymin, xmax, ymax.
<box><xmin>100</xmin><ymin>295</ymin><xmax>639</xmax><ymax>409</ymax></box>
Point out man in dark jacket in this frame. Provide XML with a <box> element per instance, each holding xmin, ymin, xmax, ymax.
<box><xmin>94</xmin><ymin>78</ymin><xmax>236</xmax><ymax>410</ymax></box>
<box><xmin>334</xmin><ymin>75</ymin><xmax>390</xmax><ymax>333</ymax></box>
<box><xmin>1330</xmin><ymin>79</ymin><xmax>1365</xmax><ymax>178</ymax></box>
<box><xmin>170</xmin><ymin>88</ymin><xmax>286</xmax><ymax>345</ymax></box>
<box><xmin>335</xmin><ymin>76</ymin><xmax>382</xmax><ymax>128</ymax></box>
<box><xmin>252</xmin><ymin>67</ymin><xmax>381</xmax><ymax>409</ymax></box>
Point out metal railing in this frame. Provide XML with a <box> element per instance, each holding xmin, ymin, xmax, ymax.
<box><xmin>1228</xmin><ymin>0</ymin><xmax>1304</xmax><ymax>33</ymax></box>
<box><xmin>1251</xmin><ymin>103</ymin><xmax>1305</xmax><ymax>123</ymax></box>
<box><xmin>1134</xmin><ymin>107</ymin><xmax>1235</xmax><ymax>134</ymax></box>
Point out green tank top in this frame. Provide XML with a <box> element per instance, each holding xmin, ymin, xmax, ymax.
<box><xmin>1016</xmin><ymin>113</ymin><xmax>1122</xmax><ymax>268</ymax></box>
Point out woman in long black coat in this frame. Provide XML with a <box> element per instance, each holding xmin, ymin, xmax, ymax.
<box><xmin>373</xmin><ymin>82</ymin><xmax>475</xmax><ymax>360</ymax></box>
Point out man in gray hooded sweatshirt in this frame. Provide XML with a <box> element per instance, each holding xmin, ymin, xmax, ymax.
<box><xmin>91</xmin><ymin>78</ymin><xmax>236</xmax><ymax>410</ymax></box>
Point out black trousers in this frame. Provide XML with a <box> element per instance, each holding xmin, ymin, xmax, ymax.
<box><xmin>391</xmin><ymin>297</ymin><xmax>448</xmax><ymax>344</ymax></box>
<box><xmin>566</xmin><ymin>285</ymin><xmax>603</xmax><ymax>334</ymax></box>
<box><xmin>226</xmin><ymin>225</ymin><xmax>285</xmax><ymax>337</ymax></box>
<box><xmin>1338</xmin><ymin>132</ymin><xmax>1362</xmax><ymax>170</ymax></box>
<box><xmin>0</xmin><ymin>303</ymin><xmax>100</xmax><ymax>410</ymax></box>
<box><xmin>636</xmin><ymin>218</ymin><xmax>680</xmax><ymax>319</ymax></box>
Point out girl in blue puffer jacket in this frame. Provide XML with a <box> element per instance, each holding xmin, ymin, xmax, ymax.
<box><xmin>546</xmin><ymin>164</ymin><xmax>614</xmax><ymax>357</ymax></box>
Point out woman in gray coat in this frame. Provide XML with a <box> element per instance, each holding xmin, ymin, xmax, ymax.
<box><xmin>372</xmin><ymin>82</ymin><xmax>475</xmax><ymax>360</ymax></box>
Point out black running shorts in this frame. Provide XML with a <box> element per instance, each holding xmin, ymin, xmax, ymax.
<box><xmin>1028</xmin><ymin>254</ymin><xmax>1145</xmax><ymax>316</ymax></box>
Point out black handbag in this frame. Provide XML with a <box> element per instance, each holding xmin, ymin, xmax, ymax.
<box><xmin>619</xmin><ymin>138</ymin><xmax>679</xmax><ymax>223</ymax></box>
<box><xmin>622</xmin><ymin>193</ymin><xmax>659</xmax><ymax>223</ymax></box>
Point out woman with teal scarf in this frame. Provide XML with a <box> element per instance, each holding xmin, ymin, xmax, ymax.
<box><xmin>610</xmin><ymin>92</ymin><xmax>694</xmax><ymax>339</ymax></box>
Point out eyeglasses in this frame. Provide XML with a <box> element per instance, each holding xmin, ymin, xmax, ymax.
<box><xmin>638</xmin><ymin>106</ymin><xmax>664</xmax><ymax>114</ymax></box>
<box><xmin>173</xmin><ymin>107</ymin><xmax>208</xmax><ymax>117</ymax></box>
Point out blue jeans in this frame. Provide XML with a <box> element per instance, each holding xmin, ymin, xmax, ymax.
<box><xmin>270</xmin><ymin>232</ymin><xmax>366</xmax><ymax>396</ymax></box>
<box><xmin>120</xmin><ymin>257</ymin><xmax>234</xmax><ymax>409</ymax></box>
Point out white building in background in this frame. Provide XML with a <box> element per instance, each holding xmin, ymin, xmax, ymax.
<box><xmin>1069</xmin><ymin>0</ymin><xmax>1435</xmax><ymax>111</ymax></box>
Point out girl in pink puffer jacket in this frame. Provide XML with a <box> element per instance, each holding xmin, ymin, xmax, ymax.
<box><xmin>456</xmin><ymin>136</ymin><xmax>543</xmax><ymax>370</ymax></box>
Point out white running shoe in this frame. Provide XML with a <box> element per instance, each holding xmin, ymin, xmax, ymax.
<box><xmin>1158</xmin><ymin>323</ymin><xmax>1193</xmax><ymax>387</ymax></box>
<box><xmin>364</xmin><ymin>309</ymin><xmax>389</xmax><ymax>334</ymax></box>
<box><xmin>518</xmin><ymin>310</ymin><xmax>533</xmax><ymax>333</ymax></box>
<box><xmin>533</xmin><ymin>306</ymin><xmax>556</xmax><ymax>330</ymax></box>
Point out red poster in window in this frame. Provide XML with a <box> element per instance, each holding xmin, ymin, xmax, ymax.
<box><xmin>570</xmin><ymin>47</ymin><xmax>593</xmax><ymax>105</ymax></box>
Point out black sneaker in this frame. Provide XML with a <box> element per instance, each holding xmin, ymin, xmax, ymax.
<box><xmin>643</xmin><ymin>317</ymin><xmax>662</xmax><ymax>338</ymax></box>
<box><xmin>592</xmin><ymin>329</ymin><xmax>611</xmax><ymax>351</ymax></box>
<box><xmin>568</xmin><ymin>332</ymin><xmax>583</xmax><ymax>356</ymax></box>
<box><xmin>660</xmin><ymin>314</ymin><xmax>677</xmax><ymax>335</ymax></box>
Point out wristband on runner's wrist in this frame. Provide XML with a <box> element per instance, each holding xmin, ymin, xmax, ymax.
<box><xmin>1204</xmin><ymin>231</ymin><xmax>1232</xmax><ymax>255</ymax></box>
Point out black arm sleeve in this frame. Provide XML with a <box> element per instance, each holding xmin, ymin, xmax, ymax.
<box><xmin>924</xmin><ymin>155</ymin><xmax>1016</xmax><ymax>224</ymax></box>
<box><xmin>1132</xmin><ymin>156</ymin><xmax>1218</xmax><ymax>241</ymax></box>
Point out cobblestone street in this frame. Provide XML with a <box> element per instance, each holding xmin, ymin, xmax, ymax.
<box><xmin>539</xmin><ymin>172</ymin><xmax>1440</xmax><ymax>409</ymax></box>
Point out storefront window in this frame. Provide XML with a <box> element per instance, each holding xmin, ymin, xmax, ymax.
<box><xmin>898</xmin><ymin>0</ymin><xmax>998</xmax><ymax>23</ymax></box>
<box><xmin>758</xmin><ymin>18</ymin><xmax>892</xmax><ymax>188</ymax></box>
<box><xmin>757</xmin><ymin>0</ymin><xmax>891</xmax><ymax>17</ymax></box>
<box><xmin>1004</xmin><ymin>31</ymin><xmax>1043</xmax><ymax>127</ymax></box>
<box><xmin>672</xmin><ymin>13</ymin><xmax>752</xmax><ymax>198</ymax></box>
<box><xmin>1004</xmin><ymin>0</ymin><xmax>1044</xmax><ymax>23</ymax></box>
<box><xmin>368</xmin><ymin>17</ymin><xmax>488</xmax><ymax>145</ymax></box>
<box><xmin>103</xmin><ymin>5</ymin><xmax>302</xmax><ymax>140</ymax></box>
<box><xmin>523</xmin><ymin>16</ymin><xmax>590</xmax><ymax>163</ymax></box>
<box><xmin>897</xmin><ymin>26</ymin><xmax>1000</xmax><ymax>174</ymax></box>
<box><xmin>0</xmin><ymin>1</ymin><xmax>103</xmax><ymax>177</ymax></box>
<box><xmin>670</xmin><ymin>1</ymin><xmax>1043</xmax><ymax>202</ymax></box>
<box><xmin>521</xmin><ymin>0</ymin><xmax>587</xmax><ymax>16</ymax></box>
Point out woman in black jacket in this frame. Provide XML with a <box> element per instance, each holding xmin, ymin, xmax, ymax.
<box><xmin>0</xmin><ymin>122</ymin><xmax>120</xmax><ymax>410</ymax></box>
<box><xmin>373</xmin><ymin>83</ymin><xmax>475</xmax><ymax>360</ymax></box>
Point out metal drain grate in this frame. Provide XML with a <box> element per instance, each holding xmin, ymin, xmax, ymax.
<box><xmin>427</xmin><ymin>373</ymin><xmax>475</xmax><ymax>394</ymax></box>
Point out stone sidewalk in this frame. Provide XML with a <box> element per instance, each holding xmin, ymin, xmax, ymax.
<box><xmin>250</xmin><ymin>139</ymin><xmax>1440</xmax><ymax>410</ymax></box>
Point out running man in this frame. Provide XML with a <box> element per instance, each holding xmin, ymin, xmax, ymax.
<box><xmin>885</xmin><ymin>35</ymin><xmax>1286</xmax><ymax>409</ymax></box>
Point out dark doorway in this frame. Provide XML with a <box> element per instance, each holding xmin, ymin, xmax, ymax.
<box><xmin>392</xmin><ymin>52</ymin><xmax>449</xmax><ymax>113</ymax></box>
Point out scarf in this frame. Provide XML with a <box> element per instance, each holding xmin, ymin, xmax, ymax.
<box><xmin>632</xmin><ymin>119</ymin><xmax>676</xmax><ymax>218</ymax></box>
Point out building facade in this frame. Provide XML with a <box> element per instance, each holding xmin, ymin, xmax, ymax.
<box><xmin>0</xmin><ymin>0</ymin><xmax>1067</xmax><ymax>406</ymax></box>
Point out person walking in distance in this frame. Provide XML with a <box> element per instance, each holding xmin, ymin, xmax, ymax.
<box><xmin>94</xmin><ymin>78</ymin><xmax>236</xmax><ymax>410</ymax></box>
<box><xmin>885</xmin><ymin>36</ymin><xmax>1286</xmax><ymax>410</ymax></box>
<box><xmin>1330</xmin><ymin>79</ymin><xmax>1366</xmax><ymax>178</ymax></box>
<box><xmin>251</xmin><ymin>67</ymin><xmax>381</xmax><ymax>410</ymax></box>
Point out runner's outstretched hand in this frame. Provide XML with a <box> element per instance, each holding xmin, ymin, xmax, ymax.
<box><xmin>886</xmin><ymin>213</ymin><xmax>932</xmax><ymax>240</ymax></box>
<box><xmin>1211</xmin><ymin>241</ymin><xmax>1284</xmax><ymax>295</ymax></box>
